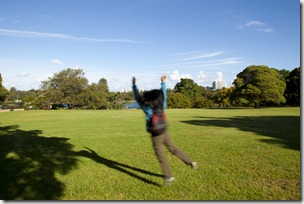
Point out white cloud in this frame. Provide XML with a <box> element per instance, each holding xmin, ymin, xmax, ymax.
<box><xmin>178</xmin><ymin>51</ymin><xmax>224</xmax><ymax>61</ymax></box>
<box><xmin>169</xmin><ymin>69</ymin><xmax>192</xmax><ymax>81</ymax></box>
<box><xmin>0</xmin><ymin>28</ymin><xmax>151</xmax><ymax>44</ymax></box>
<box><xmin>246</xmin><ymin>20</ymin><xmax>265</xmax><ymax>26</ymax></box>
<box><xmin>39</xmin><ymin>74</ymin><xmax>53</xmax><ymax>83</ymax></box>
<box><xmin>70</xmin><ymin>65</ymin><xmax>83</xmax><ymax>69</ymax></box>
<box><xmin>16</xmin><ymin>72</ymin><xmax>29</xmax><ymax>77</ymax></box>
<box><xmin>258</xmin><ymin>28</ymin><xmax>274</xmax><ymax>33</ymax></box>
<box><xmin>239</xmin><ymin>20</ymin><xmax>274</xmax><ymax>33</ymax></box>
<box><xmin>216</xmin><ymin>72</ymin><xmax>223</xmax><ymax>81</ymax></box>
<box><xmin>50</xmin><ymin>59</ymin><xmax>63</xmax><ymax>65</ymax></box>
<box><xmin>148</xmin><ymin>57</ymin><xmax>241</xmax><ymax>70</ymax></box>
<box><xmin>170</xmin><ymin>70</ymin><xmax>181</xmax><ymax>81</ymax></box>
<box><xmin>197</xmin><ymin>71</ymin><xmax>207</xmax><ymax>83</ymax></box>
<box><xmin>168</xmin><ymin>49</ymin><xmax>241</xmax><ymax>67</ymax></box>
<box><xmin>200</xmin><ymin>58</ymin><xmax>242</xmax><ymax>67</ymax></box>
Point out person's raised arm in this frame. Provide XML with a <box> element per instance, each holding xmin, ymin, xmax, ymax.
<box><xmin>160</xmin><ymin>75</ymin><xmax>167</xmax><ymax>109</ymax></box>
<box><xmin>161</xmin><ymin>75</ymin><xmax>166</xmax><ymax>83</ymax></box>
<box><xmin>132</xmin><ymin>77</ymin><xmax>142</xmax><ymax>105</ymax></box>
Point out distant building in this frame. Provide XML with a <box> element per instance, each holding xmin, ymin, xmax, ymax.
<box><xmin>205</xmin><ymin>86</ymin><xmax>213</xmax><ymax>90</ymax></box>
<box><xmin>212</xmin><ymin>81</ymin><xmax>225</xmax><ymax>90</ymax></box>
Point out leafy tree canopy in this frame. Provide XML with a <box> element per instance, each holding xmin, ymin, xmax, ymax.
<box><xmin>231</xmin><ymin>65</ymin><xmax>286</xmax><ymax>108</ymax></box>
<box><xmin>0</xmin><ymin>73</ymin><xmax>9</xmax><ymax>103</ymax></box>
<box><xmin>83</xmin><ymin>78</ymin><xmax>110</xmax><ymax>109</ymax></box>
<box><xmin>284</xmin><ymin>67</ymin><xmax>300</xmax><ymax>105</ymax></box>
<box><xmin>167</xmin><ymin>92</ymin><xmax>191</xmax><ymax>108</ymax></box>
<box><xmin>174</xmin><ymin>78</ymin><xmax>200</xmax><ymax>100</ymax></box>
<box><xmin>41</xmin><ymin>68</ymin><xmax>89</xmax><ymax>105</ymax></box>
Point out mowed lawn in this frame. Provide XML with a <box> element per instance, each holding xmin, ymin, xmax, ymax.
<box><xmin>0</xmin><ymin>107</ymin><xmax>300</xmax><ymax>200</ymax></box>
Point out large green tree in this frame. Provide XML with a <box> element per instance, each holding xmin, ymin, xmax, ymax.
<box><xmin>231</xmin><ymin>65</ymin><xmax>286</xmax><ymax>108</ymax></box>
<box><xmin>0</xmin><ymin>73</ymin><xmax>9</xmax><ymax>104</ymax></box>
<box><xmin>108</xmin><ymin>92</ymin><xmax>124</xmax><ymax>109</ymax></box>
<box><xmin>83</xmin><ymin>78</ymin><xmax>110</xmax><ymax>109</ymax></box>
<box><xmin>7</xmin><ymin>87</ymin><xmax>39</xmax><ymax>102</ymax></box>
<box><xmin>212</xmin><ymin>87</ymin><xmax>234</xmax><ymax>107</ymax></box>
<box><xmin>174</xmin><ymin>78</ymin><xmax>200</xmax><ymax>100</ymax></box>
<box><xmin>41</xmin><ymin>68</ymin><xmax>89</xmax><ymax>106</ymax></box>
<box><xmin>284</xmin><ymin>67</ymin><xmax>300</xmax><ymax>106</ymax></box>
<box><xmin>276</xmin><ymin>69</ymin><xmax>290</xmax><ymax>80</ymax></box>
<box><xmin>167</xmin><ymin>92</ymin><xmax>191</xmax><ymax>108</ymax></box>
<box><xmin>192</xmin><ymin>96</ymin><xmax>214</xmax><ymax>108</ymax></box>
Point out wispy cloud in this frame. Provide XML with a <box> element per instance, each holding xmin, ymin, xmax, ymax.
<box><xmin>0</xmin><ymin>28</ymin><xmax>151</xmax><ymax>43</ymax></box>
<box><xmin>246</xmin><ymin>20</ymin><xmax>265</xmax><ymax>26</ymax></box>
<box><xmin>174</xmin><ymin>57</ymin><xmax>242</xmax><ymax>67</ymax></box>
<box><xmin>146</xmin><ymin>57</ymin><xmax>242</xmax><ymax>70</ymax></box>
<box><xmin>258</xmin><ymin>28</ymin><xmax>274</xmax><ymax>33</ymax></box>
<box><xmin>50</xmin><ymin>59</ymin><xmax>63</xmax><ymax>65</ymax></box>
<box><xmin>16</xmin><ymin>72</ymin><xmax>29</xmax><ymax>77</ymax></box>
<box><xmin>185</xmin><ymin>57</ymin><xmax>241</xmax><ymax>67</ymax></box>
<box><xmin>239</xmin><ymin>20</ymin><xmax>274</xmax><ymax>33</ymax></box>
<box><xmin>178</xmin><ymin>51</ymin><xmax>224</xmax><ymax>61</ymax></box>
<box><xmin>200</xmin><ymin>58</ymin><xmax>242</xmax><ymax>67</ymax></box>
<box><xmin>170</xmin><ymin>51</ymin><xmax>224</xmax><ymax>60</ymax></box>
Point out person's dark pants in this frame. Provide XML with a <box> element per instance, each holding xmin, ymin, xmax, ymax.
<box><xmin>151</xmin><ymin>131</ymin><xmax>193</xmax><ymax>179</ymax></box>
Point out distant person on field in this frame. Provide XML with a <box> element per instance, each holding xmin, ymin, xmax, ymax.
<box><xmin>132</xmin><ymin>75</ymin><xmax>197</xmax><ymax>186</ymax></box>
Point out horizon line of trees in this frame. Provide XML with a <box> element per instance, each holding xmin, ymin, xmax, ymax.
<box><xmin>0</xmin><ymin>65</ymin><xmax>300</xmax><ymax>110</ymax></box>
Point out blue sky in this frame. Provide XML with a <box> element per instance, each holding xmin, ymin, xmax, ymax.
<box><xmin>0</xmin><ymin>0</ymin><xmax>300</xmax><ymax>92</ymax></box>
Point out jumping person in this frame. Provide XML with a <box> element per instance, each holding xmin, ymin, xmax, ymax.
<box><xmin>132</xmin><ymin>75</ymin><xmax>197</xmax><ymax>186</ymax></box>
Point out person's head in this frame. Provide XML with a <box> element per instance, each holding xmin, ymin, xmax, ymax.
<box><xmin>142</xmin><ymin>89</ymin><xmax>164</xmax><ymax>110</ymax></box>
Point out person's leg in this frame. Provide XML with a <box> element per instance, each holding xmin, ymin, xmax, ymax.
<box><xmin>163</xmin><ymin>131</ymin><xmax>193</xmax><ymax>165</ymax></box>
<box><xmin>151</xmin><ymin>134</ymin><xmax>172</xmax><ymax>179</ymax></box>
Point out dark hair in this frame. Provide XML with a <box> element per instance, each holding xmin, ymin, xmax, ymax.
<box><xmin>143</xmin><ymin>89</ymin><xmax>164</xmax><ymax>110</ymax></box>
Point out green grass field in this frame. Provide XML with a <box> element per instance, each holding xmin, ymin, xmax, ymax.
<box><xmin>0</xmin><ymin>107</ymin><xmax>300</xmax><ymax>200</ymax></box>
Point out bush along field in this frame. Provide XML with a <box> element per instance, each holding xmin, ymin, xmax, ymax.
<box><xmin>0</xmin><ymin>107</ymin><xmax>300</xmax><ymax>200</ymax></box>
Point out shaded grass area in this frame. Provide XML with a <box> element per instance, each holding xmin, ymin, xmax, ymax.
<box><xmin>0</xmin><ymin>125</ymin><xmax>77</xmax><ymax>199</ymax></box>
<box><xmin>181</xmin><ymin>115</ymin><xmax>300</xmax><ymax>151</ymax></box>
<box><xmin>0</xmin><ymin>108</ymin><xmax>300</xmax><ymax>200</ymax></box>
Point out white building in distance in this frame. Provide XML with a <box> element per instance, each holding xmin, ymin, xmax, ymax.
<box><xmin>212</xmin><ymin>81</ymin><xmax>226</xmax><ymax>90</ymax></box>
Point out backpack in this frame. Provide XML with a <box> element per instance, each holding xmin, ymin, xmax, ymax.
<box><xmin>149</xmin><ymin>109</ymin><xmax>167</xmax><ymax>136</ymax></box>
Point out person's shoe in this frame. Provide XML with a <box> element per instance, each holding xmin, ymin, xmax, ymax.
<box><xmin>191</xmin><ymin>162</ymin><xmax>197</xmax><ymax>169</ymax></box>
<box><xmin>164</xmin><ymin>177</ymin><xmax>175</xmax><ymax>186</ymax></box>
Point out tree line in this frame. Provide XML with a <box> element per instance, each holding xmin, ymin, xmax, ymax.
<box><xmin>0</xmin><ymin>65</ymin><xmax>300</xmax><ymax>110</ymax></box>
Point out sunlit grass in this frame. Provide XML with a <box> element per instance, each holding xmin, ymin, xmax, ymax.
<box><xmin>0</xmin><ymin>107</ymin><xmax>300</xmax><ymax>200</ymax></box>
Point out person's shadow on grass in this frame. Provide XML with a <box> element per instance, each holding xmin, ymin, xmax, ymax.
<box><xmin>76</xmin><ymin>147</ymin><xmax>163</xmax><ymax>187</ymax></box>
